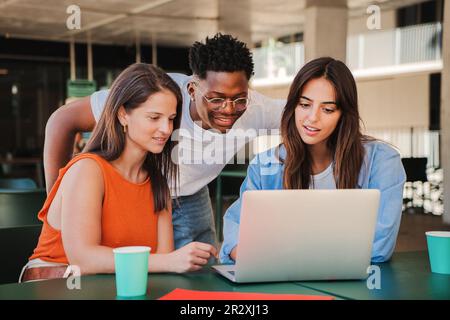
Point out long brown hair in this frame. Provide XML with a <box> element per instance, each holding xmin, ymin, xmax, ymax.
<box><xmin>84</xmin><ymin>63</ymin><xmax>182</xmax><ymax>212</ymax></box>
<box><xmin>280</xmin><ymin>57</ymin><xmax>371</xmax><ymax>190</ymax></box>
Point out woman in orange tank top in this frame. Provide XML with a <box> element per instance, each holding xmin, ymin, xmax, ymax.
<box><xmin>21</xmin><ymin>64</ymin><xmax>217</xmax><ymax>282</ymax></box>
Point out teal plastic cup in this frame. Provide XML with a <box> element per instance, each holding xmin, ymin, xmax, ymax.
<box><xmin>426</xmin><ymin>231</ymin><xmax>450</xmax><ymax>275</ymax></box>
<box><xmin>113</xmin><ymin>246</ymin><xmax>151</xmax><ymax>297</ymax></box>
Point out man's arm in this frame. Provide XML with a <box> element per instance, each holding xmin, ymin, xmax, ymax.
<box><xmin>43</xmin><ymin>96</ymin><xmax>96</xmax><ymax>193</ymax></box>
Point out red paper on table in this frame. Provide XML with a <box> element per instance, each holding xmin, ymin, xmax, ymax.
<box><xmin>158</xmin><ymin>288</ymin><xmax>334</xmax><ymax>300</ymax></box>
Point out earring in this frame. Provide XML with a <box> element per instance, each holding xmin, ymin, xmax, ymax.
<box><xmin>123</xmin><ymin>124</ymin><xmax>127</xmax><ymax>133</ymax></box>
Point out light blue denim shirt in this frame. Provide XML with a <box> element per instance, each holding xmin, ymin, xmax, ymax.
<box><xmin>220</xmin><ymin>140</ymin><xmax>406</xmax><ymax>264</ymax></box>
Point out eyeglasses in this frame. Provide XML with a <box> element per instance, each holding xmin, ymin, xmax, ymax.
<box><xmin>193</xmin><ymin>82</ymin><xmax>249</xmax><ymax>112</ymax></box>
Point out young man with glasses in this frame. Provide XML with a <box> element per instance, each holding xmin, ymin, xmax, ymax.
<box><xmin>43</xmin><ymin>33</ymin><xmax>284</xmax><ymax>252</ymax></box>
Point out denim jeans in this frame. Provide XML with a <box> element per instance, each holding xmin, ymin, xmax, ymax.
<box><xmin>172</xmin><ymin>186</ymin><xmax>217</xmax><ymax>250</ymax></box>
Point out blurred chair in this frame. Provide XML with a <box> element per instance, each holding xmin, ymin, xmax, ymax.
<box><xmin>214</xmin><ymin>163</ymin><xmax>248</xmax><ymax>243</ymax></box>
<box><xmin>401</xmin><ymin>158</ymin><xmax>428</xmax><ymax>182</ymax></box>
<box><xmin>0</xmin><ymin>225</ymin><xmax>41</xmax><ymax>284</ymax></box>
<box><xmin>401</xmin><ymin>157</ymin><xmax>428</xmax><ymax>213</ymax></box>
<box><xmin>0</xmin><ymin>178</ymin><xmax>37</xmax><ymax>190</ymax></box>
<box><xmin>0</xmin><ymin>189</ymin><xmax>45</xmax><ymax>227</ymax></box>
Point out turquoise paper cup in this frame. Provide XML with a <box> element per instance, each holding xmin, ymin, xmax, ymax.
<box><xmin>426</xmin><ymin>231</ymin><xmax>450</xmax><ymax>275</ymax></box>
<box><xmin>113</xmin><ymin>246</ymin><xmax>151</xmax><ymax>297</ymax></box>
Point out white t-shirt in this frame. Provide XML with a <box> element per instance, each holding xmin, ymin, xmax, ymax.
<box><xmin>310</xmin><ymin>162</ymin><xmax>336</xmax><ymax>189</ymax></box>
<box><xmin>90</xmin><ymin>73</ymin><xmax>285</xmax><ymax>197</ymax></box>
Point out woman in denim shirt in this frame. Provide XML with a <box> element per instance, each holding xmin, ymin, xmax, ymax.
<box><xmin>220</xmin><ymin>57</ymin><xmax>406</xmax><ymax>264</ymax></box>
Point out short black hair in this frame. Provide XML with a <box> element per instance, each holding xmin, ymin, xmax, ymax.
<box><xmin>189</xmin><ymin>33</ymin><xmax>254</xmax><ymax>80</ymax></box>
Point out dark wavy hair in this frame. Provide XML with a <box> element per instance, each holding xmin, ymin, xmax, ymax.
<box><xmin>189</xmin><ymin>33</ymin><xmax>254</xmax><ymax>79</ymax></box>
<box><xmin>280</xmin><ymin>57</ymin><xmax>372</xmax><ymax>190</ymax></box>
<box><xmin>84</xmin><ymin>63</ymin><xmax>182</xmax><ymax>212</ymax></box>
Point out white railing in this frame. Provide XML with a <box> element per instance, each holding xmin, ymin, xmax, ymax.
<box><xmin>365</xmin><ymin>127</ymin><xmax>440</xmax><ymax>168</ymax></box>
<box><xmin>252</xmin><ymin>22</ymin><xmax>442</xmax><ymax>83</ymax></box>
<box><xmin>348</xmin><ymin>22</ymin><xmax>442</xmax><ymax>71</ymax></box>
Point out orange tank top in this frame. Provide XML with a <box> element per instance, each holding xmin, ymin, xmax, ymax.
<box><xmin>30</xmin><ymin>153</ymin><xmax>159</xmax><ymax>264</ymax></box>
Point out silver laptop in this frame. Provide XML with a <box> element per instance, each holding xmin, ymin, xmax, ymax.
<box><xmin>213</xmin><ymin>189</ymin><xmax>380</xmax><ymax>283</ymax></box>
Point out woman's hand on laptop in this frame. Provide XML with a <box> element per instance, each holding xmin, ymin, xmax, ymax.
<box><xmin>168</xmin><ymin>242</ymin><xmax>218</xmax><ymax>273</ymax></box>
<box><xmin>230</xmin><ymin>246</ymin><xmax>238</xmax><ymax>261</ymax></box>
